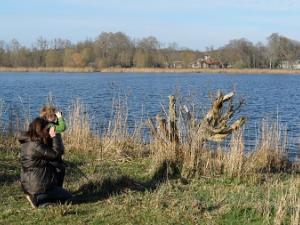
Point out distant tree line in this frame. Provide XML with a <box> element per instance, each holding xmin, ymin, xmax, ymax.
<box><xmin>0</xmin><ymin>32</ymin><xmax>300</xmax><ymax>69</ymax></box>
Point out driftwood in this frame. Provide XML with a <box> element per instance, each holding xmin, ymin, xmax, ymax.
<box><xmin>168</xmin><ymin>95</ymin><xmax>179</xmax><ymax>143</ymax></box>
<box><xmin>200</xmin><ymin>91</ymin><xmax>245</xmax><ymax>142</ymax></box>
<box><xmin>147</xmin><ymin>91</ymin><xmax>246</xmax><ymax>179</ymax></box>
<box><xmin>182</xmin><ymin>92</ymin><xmax>246</xmax><ymax>178</ymax></box>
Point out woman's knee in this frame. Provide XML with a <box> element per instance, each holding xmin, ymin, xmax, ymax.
<box><xmin>35</xmin><ymin>187</ymin><xmax>73</xmax><ymax>206</ymax></box>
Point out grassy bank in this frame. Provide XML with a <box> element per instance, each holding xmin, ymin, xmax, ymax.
<box><xmin>0</xmin><ymin>94</ymin><xmax>299</xmax><ymax>224</ymax></box>
<box><xmin>0</xmin><ymin>147</ymin><xmax>299</xmax><ymax>225</ymax></box>
<box><xmin>1</xmin><ymin>66</ymin><xmax>300</xmax><ymax>74</ymax></box>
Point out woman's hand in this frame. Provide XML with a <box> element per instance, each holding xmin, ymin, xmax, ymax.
<box><xmin>55</xmin><ymin>111</ymin><xmax>62</xmax><ymax>119</ymax></box>
<box><xmin>49</xmin><ymin>127</ymin><xmax>56</xmax><ymax>138</ymax></box>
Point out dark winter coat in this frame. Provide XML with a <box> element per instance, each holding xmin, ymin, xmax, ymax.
<box><xmin>19</xmin><ymin>133</ymin><xmax>64</xmax><ymax>196</ymax></box>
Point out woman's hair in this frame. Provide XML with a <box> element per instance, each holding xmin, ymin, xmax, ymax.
<box><xmin>27</xmin><ymin>117</ymin><xmax>50</xmax><ymax>142</ymax></box>
<box><xmin>40</xmin><ymin>105</ymin><xmax>56</xmax><ymax>121</ymax></box>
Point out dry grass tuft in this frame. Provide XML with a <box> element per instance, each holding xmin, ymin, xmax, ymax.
<box><xmin>225</xmin><ymin>130</ymin><xmax>245</xmax><ymax>178</ymax></box>
<box><xmin>100</xmin><ymin>96</ymin><xmax>146</xmax><ymax>159</ymax></box>
<box><xmin>246</xmin><ymin>120</ymin><xmax>289</xmax><ymax>173</ymax></box>
<box><xmin>63</xmin><ymin>99</ymin><xmax>100</xmax><ymax>152</ymax></box>
<box><xmin>0</xmin><ymin>99</ymin><xmax>4</xmax><ymax>138</ymax></box>
<box><xmin>289</xmin><ymin>179</ymin><xmax>300</xmax><ymax>225</ymax></box>
<box><xmin>62</xmin><ymin>96</ymin><xmax>146</xmax><ymax>159</ymax></box>
<box><xmin>0</xmin><ymin>66</ymin><xmax>95</xmax><ymax>73</ymax></box>
<box><xmin>0</xmin><ymin>99</ymin><xmax>20</xmax><ymax>150</ymax></box>
<box><xmin>149</xmin><ymin>95</ymin><xmax>294</xmax><ymax>180</ymax></box>
<box><xmin>272</xmin><ymin>178</ymin><xmax>300</xmax><ymax>225</ymax></box>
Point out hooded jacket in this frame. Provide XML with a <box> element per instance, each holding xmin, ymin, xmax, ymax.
<box><xmin>19</xmin><ymin>133</ymin><xmax>64</xmax><ymax>196</ymax></box>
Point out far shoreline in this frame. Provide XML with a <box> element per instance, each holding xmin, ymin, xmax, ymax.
<box><xmin>1</xmin><ymin>66</ymin><xmax>300</xmax><ymax>75</ymax></box>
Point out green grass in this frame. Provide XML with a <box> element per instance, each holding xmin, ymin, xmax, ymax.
<box><xmin>0</xmin><ymin>147</ymin><xmax>299</xmax><ymax>225</ymax></box>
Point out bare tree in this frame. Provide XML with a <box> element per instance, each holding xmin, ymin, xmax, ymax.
<box><xmin>221</xmin><ymin>38</ymin><xmax>256</xmax><ymax>68</ymax></box>
<box><xmin>94</xmin><ymin>32</ymin><xmax>134</xmax><ymax>67</ymax></box>
<box><xmin>267</xmin><ymin>33</ymin><xmax>299</xmax><ymax>68</ymax></box>
<box><xmin>1</xmin><ymin>32</ymin><xmax>299</xmax><ymax>69</ymax></box>
<box><xmin>45</xmin><ymin>50</ymin><xmax>63</xmax><ymax>67</ymax></box>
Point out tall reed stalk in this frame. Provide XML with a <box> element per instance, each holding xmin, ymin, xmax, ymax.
<box><xmin>63</xmin><ymin>96</ymin><xmax>145</xmax><ymax>158</ymax></box>
<box><xmin>0</xmin><ymin>99</ymin><xmax>4</xmax><ymax>135</ymax></box>
<box><xmin>101</xmin><ymin>94</ymin><xmax>145</xmax><ymax>158</ymax></box>
<box><xmin>64</xmin><ymin>99</ymin><xmax>94</xmax><ymax>152</ymax></box>
<box><xmin>247</xmin><ymin>119</ymin><xmax>288</xmax><ymax>173</ymax></box>
<box><xmin>225</xmin><ymin>129</ymin><xmax>245</xmax><ymax>178</ymax></box>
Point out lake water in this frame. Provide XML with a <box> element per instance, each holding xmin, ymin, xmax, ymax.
<box><xmin>0</xmin><ymin>72</ymin><xmax>299</xmax><ymax>160</ymax></box>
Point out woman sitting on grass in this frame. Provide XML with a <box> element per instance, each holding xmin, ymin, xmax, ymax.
<box><xmin>19</xmin><ymin>117</ymin><xmax>72</xmax><ymax>208</ymax></box>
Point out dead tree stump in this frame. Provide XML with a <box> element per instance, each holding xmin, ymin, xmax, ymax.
<box><xmin>147</xmin><ymin>91</ymin><xmax>246</xmax><ymax>179</ymax></box>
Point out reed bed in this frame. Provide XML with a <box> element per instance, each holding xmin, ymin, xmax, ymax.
<box><xmin>0</xmin><ymin>93</ymin><xmax>298</xmax><ymax>176</ymax></box>
<box><xmin>100</xmin><ymin>96</ymin><xmax>146</xmax><ymax>159</ymax></box>
<box><xmin>1</xmin><ymin>66</ymin><xmax>300</xmax><ymax>74</ymax></box>
<box><xmin>91</xmin><ymin>67</ymin><xmax>300</xmax><ymax>74</ymax></box>
<box><xmin>0</xmin><ymin>66</ymin><xmax>95</xmax><ymax>73</ymax></box>
<box><xmin>0</xmin><ymin>98</ymin><xmax>4</xmax><ymax>133</ymax></box>
<box><xmin>63</xmin><ymin>99</ymin><xmax>97</xmax><ymax>152</ymax></box>
<box><xmin>61</xmin><ymin>96</ymin><xmax>146</xmax><ymax>159</ymax></box>
<box><xmin>0</xmin><ymin>98</ymin><xmax>18</xmax><ymax>151</ymax></box>
<box><xmin>149</xmin><ymin>117</ymin><xmax>294</xmax><ymax>179</ymax></box>
<box><xmin>146</xmin><ymin>93</ymin><xmax>298</xmax><ymax>180</ymax></box>
<box><xmin>246</xmin><ymin>119</ymin><xmax>289</xmax><ymax>173</ymax></box>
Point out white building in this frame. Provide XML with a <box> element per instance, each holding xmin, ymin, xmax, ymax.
<box><xmin>280</xmin><ymin>60</ymin><xmax>300</xmax><ymax>69</ymax></box>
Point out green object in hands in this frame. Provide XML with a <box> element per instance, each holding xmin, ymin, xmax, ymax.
<box><xmin>48</xmin><ymin>117</ymin><xmax>66</xmax><ymax>133</ymax></box>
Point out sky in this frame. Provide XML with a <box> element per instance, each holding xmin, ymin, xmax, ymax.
<box><xmin>1</xmin><ymin>0</ymin><xmax>300</xmax><ymax>50</ymax></box>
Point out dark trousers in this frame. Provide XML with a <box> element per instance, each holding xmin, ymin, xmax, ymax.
<box><xmin>35</xmin><ymin>186</ymin><xmax>72</xmax><ymax>206</ymax></box>
<box><xmin>49</xmin><ymin>161</ymin><xmax>65</xmax><ymax>187</ymax></box>
<box><xmin>56</xmin><ymin>166</ymin><xmax>65</xmax><ymax>187</ymax></box>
